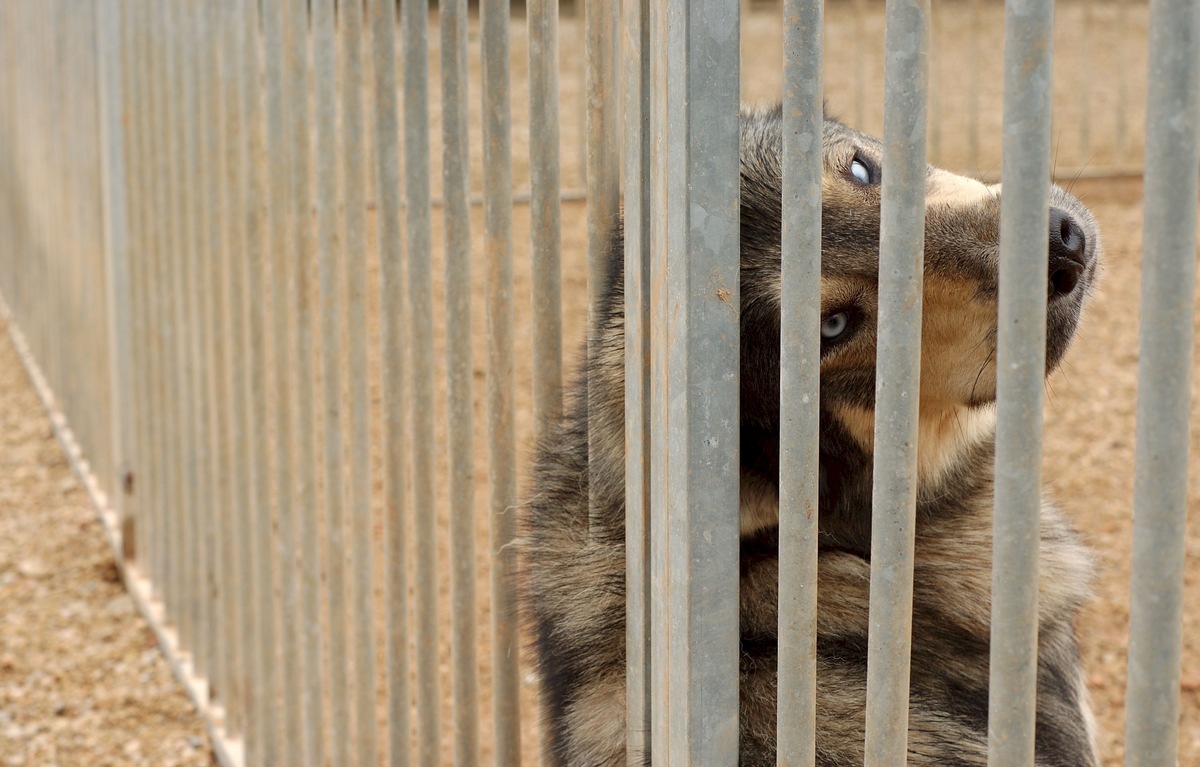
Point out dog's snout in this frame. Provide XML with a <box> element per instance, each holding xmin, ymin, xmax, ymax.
<box><xmin>1048</xmin><ymin>207</ymin><xmax>1087</xmax><ymax>299</ymax></box>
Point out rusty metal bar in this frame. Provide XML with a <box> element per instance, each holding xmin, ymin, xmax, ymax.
<box><xmin>862</xmin><ymin>2</ymin><xmax>929</xmax><ymax>766</ymax></box>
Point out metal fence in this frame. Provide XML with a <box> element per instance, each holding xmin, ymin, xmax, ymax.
<box><xmin>0</xmin><ymin>1</ymin><xmax>1192</xmax><ymax>766</ymax></box>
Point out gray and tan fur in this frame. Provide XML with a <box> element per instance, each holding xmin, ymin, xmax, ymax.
<box><xmin>521</xmin><ymin>107</ymin><xmax>1101</xmax><ymax>767</ymax></box>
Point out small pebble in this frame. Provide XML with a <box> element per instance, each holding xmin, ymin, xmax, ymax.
<box><xmin>16</xmin><ymin>558</ymin><xmax>50</xmax><ymax>580</ymax></box>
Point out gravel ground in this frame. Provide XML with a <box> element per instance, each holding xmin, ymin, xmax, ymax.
<box><xmin>0</xmin><ymin>316</ymin><xmax>214</xmax><ymax>767</ymax></box>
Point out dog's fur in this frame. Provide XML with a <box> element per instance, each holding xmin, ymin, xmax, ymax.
<box><xmin>521</xmin><ymin>107</ymin><xmax>1102</xmax><ymax>767</ymax></box>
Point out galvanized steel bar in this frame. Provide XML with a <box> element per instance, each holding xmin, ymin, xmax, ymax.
<box><xmin>166</xmin><ymin>0</ymin><xmax>196</xmax><ymax>656</ymax></box>
<box><xmin>245</xmin><ymin>0</ymin><xmax>284</xmax><ymax>757</ymax></box>
<box><xmin>148</xmin><ymin>0</ymin><xmax>173</xmax><ymax>601</ymax></box>
<box><xmin>204</xmin><ymin>0</ymin><xmax>234</xmax><ymax>729</ymax></box>
<box><xmin>403</xmin><ymin>0</ymin><xmax>440</xmax><ymax>759</ymax></box>
<box><xmin>194</xmin><ymin>0</ymin><xmax>224</xmax><ymax>702</ymax></box>
<box><xmin>183</xmin><ymin>0</ymin><xmax>215</xmax><ymax>681</ymax></box>
<box><xmin>96</xmin><ymin>0</ymin><xmax>133</xmax><ymax>559</ymax></box>
<box><xmin>481</xmin><ymin>0</ymin><xmax>522</xmax><ymax>763</ymax></box>
<box><xmin>264</xmin><ymin>0</ymin><xmax>306</xmax><ymax>760</ymax></box>
<box><xmin>649</xmin><ymin>0</ymin><xmax>742</xmax><ymax>764</ymax></box>
<box><xmin>434</xmin><ymin>0</ymin><xmax>481</xmax><ymax>761</ymax></box>
<box><xmin>988</xmin><ymin>2</ymin><xmax>1055</xmax><ymax>766</ymax></box>
<box><xmin>586</xmin><ymin>0</ymin><xmax>619</xmax><ymax>534</ymax></box>
<box><xmin>1124</xmin><ymin>2</ymin><xmax>1200</xmax><ymax>765</ymax></box>
<box><xmin>338</xmin><ymin>0</ymin><xmax>379</xmax><ymax>760</ymax></box>
<box><xmin>370</xmin><ymin>0</ymin><xmax>413</xmax><ymax>763</ymax></box>
<box><xmin>216</xmin><ymin>0</ymin><xmax>248</xmax><ymax>736</ymax></box>
<box><xmin>281</xmin><ymin>2</ymin><xmax>325</xmax><ymax>762</ymax></box>
<box><xmin>777</xmin><ymin>0</ymin><xmax>823</xmax><ymax>763</ymax></box>
<box><xmin>529</xmin><ymin>0</ymin><xmax>564</xmax><ymax>443</ymax></box>
<box><xmin>312</xmin><ymin>0</ymin><xmax>350</xmax><ymax>761</ymax></box>
<box><xmin>862</xmin><ymin>2</ymin><xmax>929</xmax><ymax>766</ymax></box>
<box><xmin>621</xmin><ymin>0</ymin><xmax>651</xmax><ymax>761</ymax></box>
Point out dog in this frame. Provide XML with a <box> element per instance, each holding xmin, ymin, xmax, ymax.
<box><xmin>521</xmin><ymin>106</ymin><xmax>1101</xmax><ymax>767</ymax></box>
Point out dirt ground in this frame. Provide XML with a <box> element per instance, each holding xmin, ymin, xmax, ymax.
<box><xmin>0</xmin><ymin>315</ymin><xmax>213</xmax><ymax>767</ymax></box>
<box><xmin>1</xmin><ymin>2</ymin><xmax>1196</xmax><ymax>766</ymax></box>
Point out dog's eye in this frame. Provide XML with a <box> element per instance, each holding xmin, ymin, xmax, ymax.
<box><xmin>849</xmin><ymin>158</ymin><xmax>871</xmax><ymax>185</ymax></box>
<box><xmin>821</xmin><ymin>312</ymin><xmax>851</xmax><ymax>340</ymax></box>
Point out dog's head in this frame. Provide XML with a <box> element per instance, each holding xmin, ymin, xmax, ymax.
<box><xmin>736</xmin><ymin>108</ymin><xmax>1100</xmax><ymax>534</ymax></box>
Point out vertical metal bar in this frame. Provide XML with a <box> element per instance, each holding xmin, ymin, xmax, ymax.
<box><xmin>435</xmin><ymin>0</ymin><xmax>481</xmax><ymax>762</ymax></box>
<box><xmin>194</xmin><ymin>0</ymin><xmax>224</xmax><ymax>703</ymax></box>
<box><xmin>1124</xmin><ymin>3</ymin><xmax>1200</xmax><ymax>766</ymax></box>
<box><xmin>283</xmin><ymin>1</ymin><xmax>323</xmax><ymax>761</ymax></box>
<box><xmin>777</xmin><ymin>0</ymin><xmax>823</xmax><ymax>764</ymax></box>
<box><xmin>338</xmin><ymin>0</ymin><xmax>379</xmax><ymax>761</ymax></box>
<box><xmin>586</xmin><ymin>0</ymin><xmax>620</xmax><ymax>534</ymax></box>
<box><xmin>282</xmin><ymin>1</ymin><xmax>326</xmax><ymax>763</ymax></box>
<box><xmin>530</xmin><ymin>0</ymin><xmax>563</xmax><ymax>444</ymax></box>
<box><xmin>215</xmin><ymin>0</ymin><xmax>247</xmax><ymax>737</ymax></box>
<box><xmin>649</xmin><ymin>0</ymin><xmax>742</xmax><ymax>763</ymax></box>
<box><xmin>203</xmin><ymin>0</ymin><xmax>232</xmax><ymax>719</ymax></box>
<box><xmin>147</xmin><ymin>0</ymin><xmax>172</xmax><ymax>603</ymax></box>
<box><xmin>403</xmin><ymin>0</ymin><xmax>440</xmax><ymax>759</ymax></box>
<box><xmin>481</xmin><ymin>0</ymin><xmax>521</xmax><ymax>763</ymax></box>
<box><xmin>862</xmin><ymin>1</ymin><xmax>929</xmax><ymax>765</ymax></box>
<box><xmin>988</xmin><ymin>1</ymin><xmax>1055</xmax><ymax>765</ymax></box>
<box><xmin>439</xmin><ymin>0</ymin><xmax>480</xmax><ymax>758</ymax></box>
<box><xmin>262</xmin><ymin>0</ymin><xmax>305</xmax><ymax>761</ymax></box>
<box><xmin>97</xmin><ymin>0</ymin><xmax>133</xmax><ymax>558</ymax></box>
<box><xmin>182</xmin><ymin>0</ymin><xmax>214</xmax><ymax>682</ymax></box>
<box><xmin>621</xmin><ymin>0</ymin><xmax>651</xmax><ymax>761</ymax></box>
<box><xmin>312</xmin><ymin>0</ymin><xmax>349</xmax><ymax>762</ymax></box>
<box><xmin>165</xmin><ymin>0</ymin><xmax>195</xmax><ymax>656</ymax></box>
<box><xmin>370</xmin><ymin>0</ymin><xmax>412</xmax><ymax>764</ymax></box>
<box><xmin>245</xmin><ymin>0</ymin><xmax>283</xmax><ymax>758</ymax></box>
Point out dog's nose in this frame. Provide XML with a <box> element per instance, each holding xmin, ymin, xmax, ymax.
<box><xmin>1048</xmin><ymin>207</ymin><xmax>1087</xmax><ymax>298</ymax></box>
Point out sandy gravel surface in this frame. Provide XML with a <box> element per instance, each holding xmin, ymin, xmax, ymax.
<box><xmin>0</xmin><ymin>316</ymin><xmax>214</xmax><ymax>767</ymax></box>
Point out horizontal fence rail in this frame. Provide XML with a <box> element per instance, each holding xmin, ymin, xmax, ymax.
<box><xmin>0</xmin><ymin>2</ymin><xmax>1194</xmax><ymax>767</ymax></box>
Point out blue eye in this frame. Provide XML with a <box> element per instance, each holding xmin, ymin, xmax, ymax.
<box><xmin>849</xmin><ymin>158</ymin><xmax>871</xmax><ymax>185</ymax></box>
<box><xmin>821</xmin><ymin>312</ymin><xmax>850</xmax><ymax>340</ymax></box>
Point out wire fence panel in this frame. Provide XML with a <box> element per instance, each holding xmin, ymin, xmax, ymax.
<box><xmin>0</xmin><ymin>4</ymin><xmax>1197</xmax><ymax>767</ymax></box>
